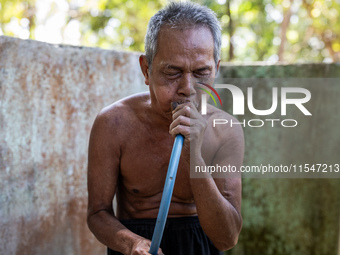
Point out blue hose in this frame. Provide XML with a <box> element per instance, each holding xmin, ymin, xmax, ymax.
<box><xmin>149</xmin><ymin>134</ymin><xmax>184</xmax><ymax>255</ymax></box>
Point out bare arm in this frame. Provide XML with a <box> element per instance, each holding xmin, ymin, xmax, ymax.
<box><xmin>189</xmin><ymin>129</ymin><xmax>243</xmax><ymax>251</ymax></box>
<box><xmin>169</xmin><ymin>103</ymin><xmax>244</xmax><ymax>251</ymax></box>
<box><xmin>87</xmin><ymin>108</ymin><xmax>162</xmax><ymax>255</ymax></box>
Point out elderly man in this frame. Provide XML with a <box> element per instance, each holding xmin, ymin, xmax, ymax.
<box><xmin>87</xmin><ymin>2</ymin><xmax>244</xmax><ymax>255</ymax></box>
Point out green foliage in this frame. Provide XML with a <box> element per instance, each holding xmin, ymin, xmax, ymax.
<box><xmin>0</xmin><ymin>0</ymin><xmax>36</xmax><ymax>38</ymax></box>
<box><xmin>77</xmin><ymin>0</ymin><xmax>166</xmax><ymax>51</ymax></box>
<box><xmin>1</xmin><ymin>0</ymin><xmax>339</xmax><ymax>62</ymax></box>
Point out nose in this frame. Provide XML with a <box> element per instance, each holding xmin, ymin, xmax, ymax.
<box><xmin>177</xmin><ymin>73</ymin><xmax>196</xmax><ymax>97</ymax></box>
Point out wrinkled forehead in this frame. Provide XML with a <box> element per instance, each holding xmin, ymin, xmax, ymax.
<box><xmin>153</xmin><ymin>26</ymin><xmax>215</xmax><ymax>73</ymax></box>
<box><xmin>156</xmin><ymin>25</ymin><xmax>214</xmax><ymax>51</ymax></box>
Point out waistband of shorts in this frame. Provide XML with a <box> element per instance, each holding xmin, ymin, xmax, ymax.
<box><xmin>119</xmin><ymin>216</ymin><xmax>200</xmax><ymax>230</ymax></box>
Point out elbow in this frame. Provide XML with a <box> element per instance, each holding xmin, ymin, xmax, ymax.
<box><xmin>86</xmin><ymin>208</ymin><xmax>100</xmax><ymax>232</ymax></box>
<box><xmin>214</xmin><ymin>234</ymin><xmax>240</xmax><ymax>251</ymax></box>
<box><xmin>87</xmin><ymin>212</ymin><xmax>94</xmax><ymax>232</ymax></box>
<box><xmin>214</xmin><ymin>219</ymin><xmax>242</xmax><ymax>251</ymax></box>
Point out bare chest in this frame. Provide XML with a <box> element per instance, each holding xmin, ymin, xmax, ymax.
<box><xmin>117</xmin><ymin>114</ymin><xmax>220</xmax><ymax>199</ymax></box>
<box><xmin>119</xmin><ymin>132</ymin><xmax>195</xmax><ymax>200</ymax></box>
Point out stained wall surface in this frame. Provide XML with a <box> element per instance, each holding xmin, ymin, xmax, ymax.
<box><xmin>216</xmin><ymin>63</ymin><xmax>340</xmax><ymax>255</ymax></box>
<box><xmin>0</xmin><ymin>36</ymin><xmax>146</xmax><ymax>255</ymax></box>
<box><xmin>1</xmin><ymin>36</ymin><xmax>339</xmax><ymax>255</ymax></box>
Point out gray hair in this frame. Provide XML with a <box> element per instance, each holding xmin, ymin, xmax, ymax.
<box><xmin>144</xmin><ymin>1</ymin><xmax>221</xmax><ymax>71</ymax></box>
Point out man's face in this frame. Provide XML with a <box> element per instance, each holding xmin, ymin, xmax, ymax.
<box><xmin>146</xmin><ymin>26</ymin><xmax>219</xmax><ymax>119</ymax></box>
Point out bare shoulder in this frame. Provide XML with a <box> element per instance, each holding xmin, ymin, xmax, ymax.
<box><xmin>205</xmin><ymin>104</ymin><xmax>244</xmax><ymax>144</ymax></box>
<box><xmin>204</xmin><ymin>104</ymin><xmax>244</xmax><ymax>181</ymax></box>
<box><xmin>90</xmin><ymin>92</ymin><xmax>150</xmax><ymax>142</ymax></box>
<box><xmin>96</xmin><ymin>92</ymin><xmax>150</xmax><ymax>126</ymax></box>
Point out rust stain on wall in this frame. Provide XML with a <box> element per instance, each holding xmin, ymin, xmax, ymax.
<box><xmin>0</xmin><ymin>36</ymin><xmax>146</xmax><ymax>254</ymax></box>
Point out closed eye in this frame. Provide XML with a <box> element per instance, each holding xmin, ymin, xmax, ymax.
<box><xmin>194</xmin><ymin>69</ymin><xmax>211</xmax><ymax>77</ymax></box>
<box><xmin>163</xmin><ymin>65</ymin><xmax>182</xmax><ymax>78</ymax></box>
<box><xmin>164</xmin><ymin>72</ymin><xmax>181</xmax><ymax>77</ymax></box>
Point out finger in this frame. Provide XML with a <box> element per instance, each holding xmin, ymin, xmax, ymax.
<box><xmin>171</xmin><ymin>101</ymin><xmax>189</xmax><ymax>112</ymax></box>
<box><xmin>173</xmin><ymin>102</ymin><xmax>202</xmax><ymax>119</ymax></box>
<box><xmin>158</xmin><ymin>247</ymin><xmax>164</xmax><ymax>255</ymax></box>
<box><xmin>172</xmin><ymin>104</ymin><xmax>191</xmax><ymax>120</ymax></box>
<box><xmin>143</xmin><ymin>239</ymin><xmax>152</xmax><ymax>245</ymax></box>
<box><xmin>169</xmin><ymin>124</ymin><xmax>190</xmax><ymax>137</ymax></box>
<box><xmin>188</xmin><ymin>102</ymin><xmax>202</xmax><ymax>118</ymax></box>
<box><xmin>170</xmin><ymin>118</ymin><xmax>203</xmax><ymax>134</ymax></box>
<box><xmin>171</xmin><ymin>101</ymin><xmax>188</xmax><ymax>114</ymax></box>
<box><xmin>170</xmin><ymin>112</ymin><xmax>206</xmax><ymax>137</ymax></box>
<box><xmin>169</xmin><ymin>114</ymin><xmax>190</xmax><ymax>130</ymax></box>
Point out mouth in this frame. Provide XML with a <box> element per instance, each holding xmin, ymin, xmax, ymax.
<box><xmin>171</xmin><ymin>100</ymin><xmax>190</xmax><ymax>110</ymax></box>
<box><xmin>171</xmin><ymin>99</ymin><xmax>200</xmax><ymax>111</ymax></box>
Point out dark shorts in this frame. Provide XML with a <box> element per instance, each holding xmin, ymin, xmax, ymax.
<box><xmin>107</xmin><ymin>216</ymin><xmax>223</xmax><ymax>255</ymax></box>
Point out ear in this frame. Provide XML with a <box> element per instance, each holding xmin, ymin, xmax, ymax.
<box><xmin>139</xmin><ymin>55</ymin><xmax>150</xmax><ymax>85</ymax></box>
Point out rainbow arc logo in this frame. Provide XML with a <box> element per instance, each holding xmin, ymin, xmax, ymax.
<box><xmin>197</xmin><ymin>82</ymin><xmax>223</xmax><ymax>107</ymax></box>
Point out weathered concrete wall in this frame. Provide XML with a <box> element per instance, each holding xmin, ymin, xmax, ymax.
<box><xmin>216</xmin><ymin>65</ymin><xmax>340</xmax><ymax>177</ymax></box>
<box><xmin>217</xmin><ymin>63</ymin><xmax>340</xmax><ymax>255</ymax></box>
<box><xmin>1</xmin><ymin>35</ymin><xmax>339</xmax><ymax>255</ymax></box>
<box><xmin>0</xmin><ymin>36</ymin><xmax>146</xmax><ymax>255</ymax></box>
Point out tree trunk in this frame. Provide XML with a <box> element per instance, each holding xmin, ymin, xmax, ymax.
<box><xmin>278</xmin><ymin>0</ymin><xmax>293</xmax><ymax>62</ymax></box>
<box><xmin>226</xmin><ymin>0</ymin><xmax>234</xmax><ymax>61</ymax></box>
